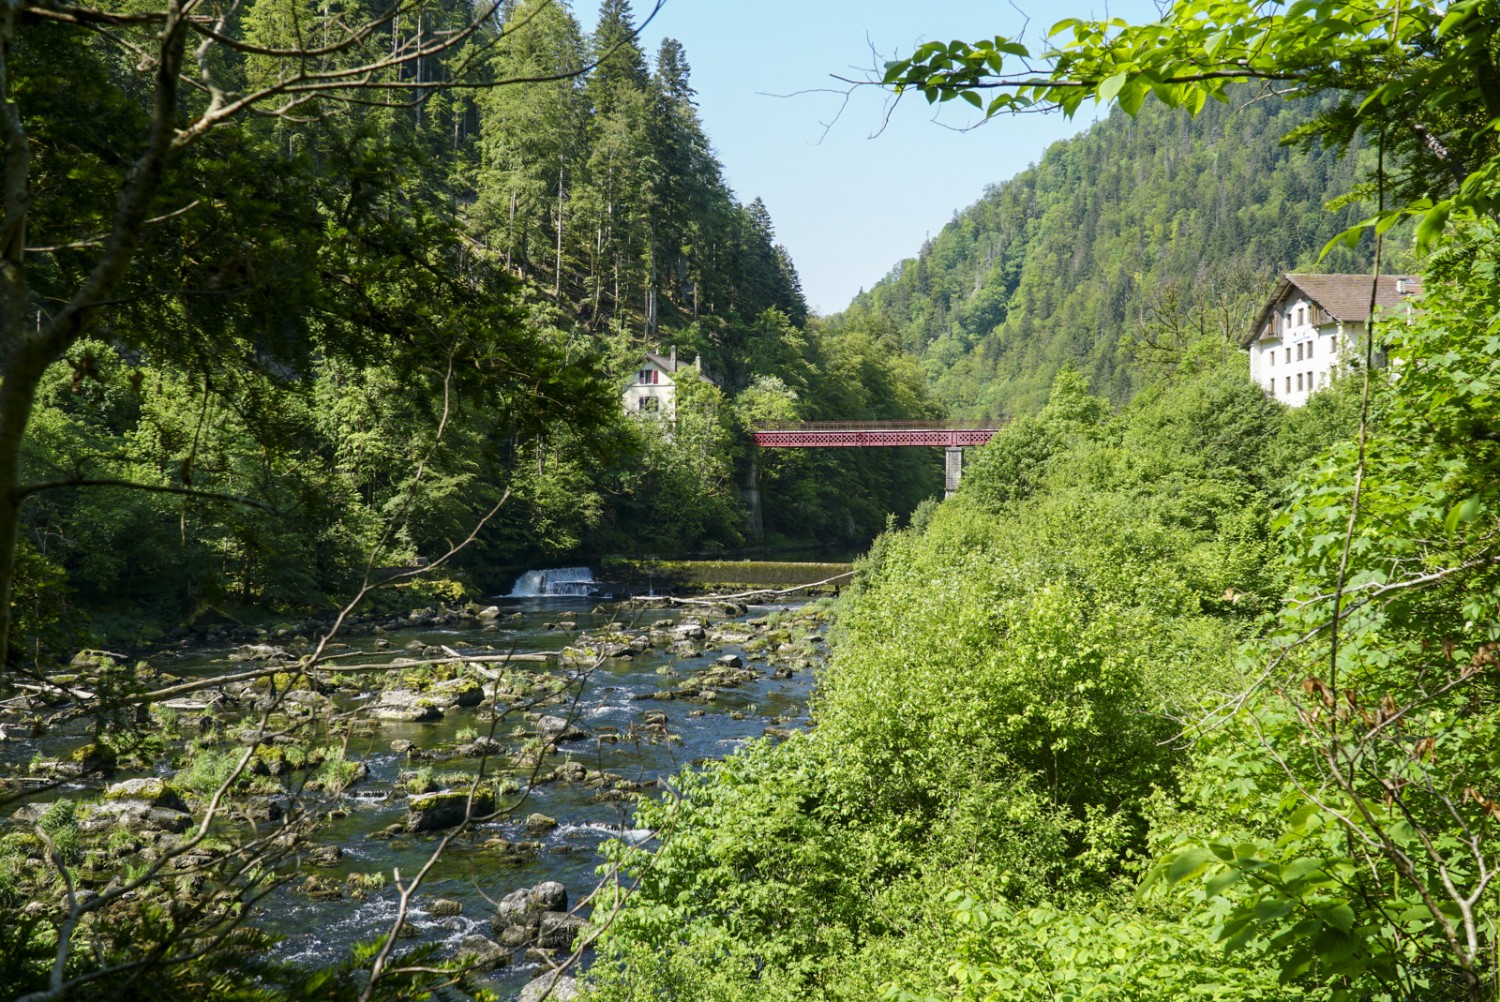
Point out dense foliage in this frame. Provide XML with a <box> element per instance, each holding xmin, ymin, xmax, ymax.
<box><xmin>9</xmin><ymin>0</ymin><xmax>941</xmax><ymax>651</ymax></box>
<box><xmin>587</xmin><ymin>222</ymin><xmax>1500</xmax><ymax>998</ymax></box>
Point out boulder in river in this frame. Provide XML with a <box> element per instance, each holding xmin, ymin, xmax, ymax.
<box><xmin>537</xmin><ymin>911</ymin><xmax>587</xmax><ymax>950</ymax></box>
<box><xmin>491</xmin><ymin>881</ymin><xmax>567</xmax><ymax>936</ymax></box>
<box><xmin>534</xmin><ymin>715</ymin><xmax>587</xmax><ymax>742</ymax></box>
<box><xmin>80</xmin><ymin>799</ymin><xmax>191</xmax><ymax>834</ymax></box>
<box><xmin>307</xmin><ymin>845</ymin><xmax>343</xmax><ymax>867</ymax></box>
<box><xmin>525</xmin><ymin>812</ymin><xmax>558</xmax><ymax>835</ymax></box>
<box><xmin>424</xmin><ymin>677</ymin><xmax>484</xmax><ymax>709</ymax></box>
<box><xmin>405</xmin><ymin>789</ymin><xmax>496</xmax><ymax>832</ymax></box>
<box><xmin>372</xmin><ymin>689</ymin><xmax>444</xmax><ymax>722</ymax></box>
<box><xmin>455</xmin><ymin>934</ymin><xmax>509</xmax><ymax>970</ymax></box>
<box><xmin>519</xmin><ymin>973</ymin><xmax>579</xmax><ymax>1002</ymax></box>
<box><xmin>103</xmin><ymin>778</ymin><xmax>188</xmax><ymax>812</ymax></box>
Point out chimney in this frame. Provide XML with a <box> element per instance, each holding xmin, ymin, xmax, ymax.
<box><xmin>695</xmin><ymin>354</ymin><xmax>702</xmax><ymax>372</ymax></box>
<box><xmin>670</xmin><ymin>345</ymin><xmax>677</xmax><ymax>369</ymax></box>
<box><xmin>1396</xmin><ymin>277</ymin><xmax>1410</xmax><ymax>295</ymax></box>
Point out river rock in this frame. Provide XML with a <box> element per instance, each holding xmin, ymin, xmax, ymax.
<box><xmin>537</xmin><ymin>911</ymin><xmax>586</xmax><ymax>950</ymax></box>
<box><xmin>373</xmin><ymin>689</ymin><xmax>444</xmax><ymax>722</ymax></box>
<box><xmin>405</xmin><ymin>789</ymin><xmax>496</xmax><ymax>832</ymax></box>
<box><xmin>492</xmin><ymin>881</ymin><xmax>567</xmax><ymax>935</ymax></box>
<box><xmin>535</xmin><ymin>715</ymin><xmax>587</xmax><ymax>742</ymax></box>
<box><xmin>104</xmin><ymin>778</ymin><xmax>188</xmax><ymax>812</ymax></box>
<box><xmin>476</xmin><ymin>605</ymin><xmax>501</xmax><ymax>619</ymax></box>
<box><xmin>58</xmin><ymin>742</ymin><xmax>116</xmax><ymax>777</ymax></box>
<box><xmin>425</xmin><ymin>678</ymin><xmax>484</xmax><ymax>709</ymax></box>
<box><xmin>455</xmin><ymin>934</ymin><xmax>509</xmax><ymax>970</ymax></box>
<box><xmin>518</xmin><ymin>973</ymin><xmax>579</xmax><ymax>1002</ymax></box>
<box><xmin>525</xmin><ymin>812</ymin><xmax>558</xmax><ymax>834</ymax></box>
<box><xmin>307</xmin><ymin>845</ymin><xmax>343</xmax><ymax>866</ymax></box>
<box><xmin>715</xmin><ymin>654</ymin><xmax>744</xmax><ymax>668</ymax></box>
<box><xmin>549</xmin><ymin>760</ymin><xmax>587</xmax><ymax>783</ymax></box>
<box><xmin>427</xmin><ymin>897</ymin><xmax>463</xmax><ymax>917</ymax></box>
<box><xmin>673</xmin><ymin>623</ymin><xmax>706</xmax><ymax>640</ymax></box>
<box><xmin>81</xmin><ymin>799</ymin><xmax>191</xmax><ymax>834</ymax></box>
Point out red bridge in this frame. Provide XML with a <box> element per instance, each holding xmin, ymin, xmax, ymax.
<box><xmin>751</xmin><ymin>421</ymin><xmax>1006</xmax><ymax>499</ymax></box>
<box><xmin>751</xmin><ymin>420</ymin><xmax>1003</xmax><ymax>449</ymax></box>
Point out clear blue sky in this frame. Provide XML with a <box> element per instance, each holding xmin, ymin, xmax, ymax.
<box><xmin>582</xmin><ymin>0</ymin><xmax>1166</xmax><ymax>315</ymax></box>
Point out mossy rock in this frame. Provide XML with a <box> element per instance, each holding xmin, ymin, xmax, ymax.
<box><xmin>103</xmin><ymin>778</ymin><xmax>188</xmax><ymax>812</ymax></box>
<box><xmin>406</xmin><ymin>789</ymin><xmax>496</xmax><ymax>832</ymax></box>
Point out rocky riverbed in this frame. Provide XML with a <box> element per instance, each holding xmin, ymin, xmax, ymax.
<box><xmin>0</xmin><ymin>594</ymin><xmax>832</xmax><ymax>1000</ymax></box>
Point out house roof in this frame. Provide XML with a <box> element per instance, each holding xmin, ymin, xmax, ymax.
<box><xmin>1249</xmin><ymin>273</ymin><xmax>1421</xmax><ymax>344</ymax></box>
<box><xmin>637</xmin><ymin>352</ymin><xmax>716</xmax><ymax>385</ymax></box>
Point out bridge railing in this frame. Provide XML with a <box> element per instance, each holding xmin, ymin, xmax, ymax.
<box><xmin>751</xmin><ymin>419</ymin><xmax>1005</xmax><ymax>432</ymax></box>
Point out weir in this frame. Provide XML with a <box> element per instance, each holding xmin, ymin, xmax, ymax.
<box><xmin>507</xmin><ymin>566</ymin><xmax>598</xmax><ymax>597</ymax></box>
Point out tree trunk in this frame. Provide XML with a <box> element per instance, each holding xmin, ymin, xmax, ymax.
<box><xmin>0</xmin><ymin>338</ymin><xmax>52</xmax><ymax>664</ymax></box>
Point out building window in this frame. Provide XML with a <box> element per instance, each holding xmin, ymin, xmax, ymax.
<box><xmin>1285</xmin><ymin>347</ymin><xmax>1291</xmax><ymax>363</ymax></box>
<box><xmin>1298</xmin><ymin>307</ymin><xmax>1305</xmax><ymax>326</ymax></box>
<box><xmin>1269</xmin><ymin>351</ymin><xmax>1275</xmax><ymax>367</ymax></box>
<box><xmin>1285</xmin><ymin>376</ymin><xmax>1291</xmax><ymax>393</ymax></box>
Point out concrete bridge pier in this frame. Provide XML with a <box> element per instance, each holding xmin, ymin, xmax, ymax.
<box><xmin>742</xmin><ymin>448</ymin><xmax>765</xmax><ymax>543</ymax></box>
<box><xmin>944</xmin><ymin>447</ymin><xmax>964</xmax><ymax>499</ymax></box>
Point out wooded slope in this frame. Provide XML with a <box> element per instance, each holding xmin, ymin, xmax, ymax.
<box><xmin>843</xmin><ymin>92</ymin><xmax>1379</xmax><ymax>415</ymax></box>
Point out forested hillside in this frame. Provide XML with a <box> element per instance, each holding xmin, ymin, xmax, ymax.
<box><xmin>12</xmin><ymin>0</ymin><xmax>940</xmax><ymax>649</ymax></box>
<box><xmin>843</xmin><ymin>92</ymin><xmax>1382</xmax><ymax>415</ymax></box>
<box><xmin>586</xmin><ymin>5</ymin><xmax>1500</xmax><ymax>1000</ymax></box>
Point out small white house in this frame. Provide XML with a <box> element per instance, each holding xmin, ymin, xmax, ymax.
<box><xmin>1247</xmin><ymin>273</ymin><xmax>1420</xmax><ymax>407</ymax></box>
<box><xmin>622</xmin><ymin>346</ymin><xmax>712</xmax><ymax>419</ymax></box>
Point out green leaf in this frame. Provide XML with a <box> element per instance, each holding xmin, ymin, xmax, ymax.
<box><xmin>1444</xmin><ymin>494</ymin><xmax>1482</xmax><ymax>534</ymax></box>
<box><xmin>1097</xmin><ymin>71</ymin><xmax>1129</xmax><ymax>104</ymax></box>
<box><xmin>1166</xmin><ymin>846</ymin><xmax>1212</xmax><ymax>885</ymax></box>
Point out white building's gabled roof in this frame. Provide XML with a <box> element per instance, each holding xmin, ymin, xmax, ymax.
<box><xmin>1248</xmin><ymin>273</ymin><xmax>1421</xmax><ymax>344</ymax></box>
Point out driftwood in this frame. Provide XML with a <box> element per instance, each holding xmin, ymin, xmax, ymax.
<box><xmin>656</xmin><ymin>571</ymin><xmax>854</xmax><ymax>607</ymax></box>
<box><xmin>13</xmin><ymin>681</ymin><xmax>97</xmax><ymax>700</ymax></box>
<box><xmin>129</xmin><ymin>652</ymin><xmax>555</xmax><ymax>704</ymax></box>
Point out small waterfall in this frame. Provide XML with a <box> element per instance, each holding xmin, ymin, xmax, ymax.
<box><xmin>508</xmin><ymin>566</ymin><xmax>597</xmax><ymax>598</ymax></box>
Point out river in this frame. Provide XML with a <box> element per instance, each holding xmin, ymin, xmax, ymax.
<box><xmin>0</xmin><ymin>590</ymin><xmax>826</xmax><ymax>1000</ymax></box>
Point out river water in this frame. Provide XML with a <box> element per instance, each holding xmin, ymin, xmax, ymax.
<box><xmin>1</xmin><ymin>594</ymin><xmax>822</xmax><ymax>999</ymax></box>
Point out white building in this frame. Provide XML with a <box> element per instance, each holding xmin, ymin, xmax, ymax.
<box><xmin>621</xmin><ymin>346</ymin><xmax>711</xmax><ymax>419</ymax></box>
<box><xmin>1248</xmin><ymin>273</ymin><xmax>1420</xmax><ymax>407</ymax></box>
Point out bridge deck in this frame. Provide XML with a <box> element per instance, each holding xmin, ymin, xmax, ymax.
<box><xmin>752</xmin><ymin>420</ymin><xmax>1002</xmax><ymax>449</ymax></box>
